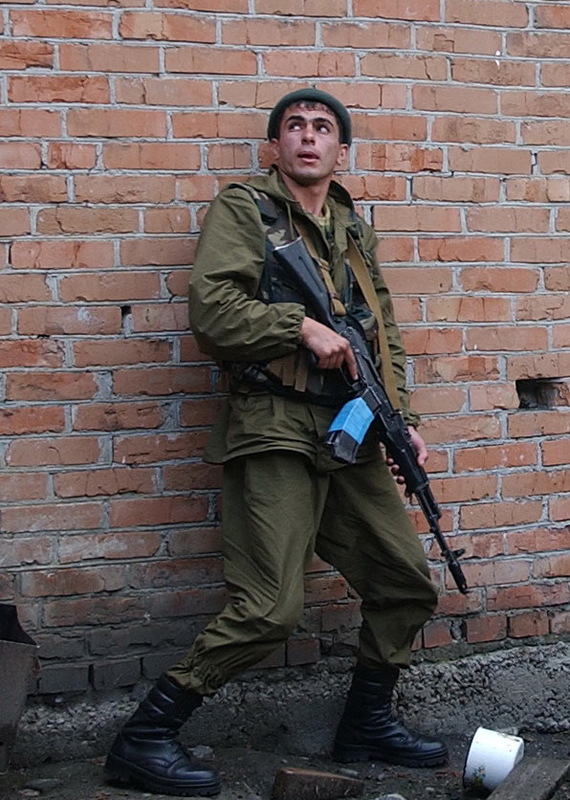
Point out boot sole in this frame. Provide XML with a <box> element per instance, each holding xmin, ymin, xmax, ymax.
<box><xmin>333</xmin><ymin>744</ymin><xmax>448</xmax><ymax>768</ymax></box>
<box><xmin>105</xmin><ymin>753</ymin><xmax>221</xmax><ymax>797</ymax></box>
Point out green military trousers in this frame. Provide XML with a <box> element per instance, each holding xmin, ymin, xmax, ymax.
<box><xmin>168</xmin><ymin>449</ymin><xmax>438</xmax><ymax>697</ymax></box>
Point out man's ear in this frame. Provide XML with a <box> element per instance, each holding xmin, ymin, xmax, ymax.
<box><xmin>336</xmin><ymin>143</ymin><xmax>349</xmax><ymax>169</ymax></box>
<box><xmin>269</xmin><ymin>138</ymin><xmax>280</xmax><ymax>163</ymax></box>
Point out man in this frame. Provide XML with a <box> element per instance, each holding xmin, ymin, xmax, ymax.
<box><xmin>105</xmin><ymin>88</ymin><xmax>447</xmax><ymax>797</ymax></box>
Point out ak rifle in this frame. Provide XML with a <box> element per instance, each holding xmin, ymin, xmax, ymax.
<box><xmin>273</xmin><ymin>237</ymin><xmax>468</xmax><ymax>595</ymax></box>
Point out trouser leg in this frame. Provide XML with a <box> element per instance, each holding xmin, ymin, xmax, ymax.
<box><xmin>315</xmin><ymin>453</ymin><xmax>438</xmax><ymax>669</ymax></box>
<box><xmin>315</xmin><ymin>455</ymin><xmax>446</xmax><ymax>767</ymax></box>
<box><xmin>106</xmin><ymin>450</ymin><xmax>327</xmax><ymax>796</ymax></box>
<box><xmin>168</xmin><ymin>451</ymin><xmax>328</xmax><ymax>696</ymax></box>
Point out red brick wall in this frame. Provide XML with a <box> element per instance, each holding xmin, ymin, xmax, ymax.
<box><xmin>2</xmin><ymin>0</ymin><xmax>570</xmax><ymax>694</ymax></box>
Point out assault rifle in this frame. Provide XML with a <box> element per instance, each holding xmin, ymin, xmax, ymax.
<box><xmin>273</xmin><ymin>237</ymin><xmax>468</xmax><ymax>595</ymax></box>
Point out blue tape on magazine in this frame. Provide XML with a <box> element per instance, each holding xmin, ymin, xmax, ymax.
<box><xmin>328</xmin><ymin>397</ymin><xmax>374</xmax><ymax>444</ymax></box>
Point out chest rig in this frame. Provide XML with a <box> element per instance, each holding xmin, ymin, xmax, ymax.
<box><xmin>224</xmin><ymin>186</ymin><xmax>382</xmax><ymax>407</ymax></box>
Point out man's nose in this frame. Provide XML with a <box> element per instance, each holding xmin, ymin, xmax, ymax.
<box><xmin>302</xmin><ymin>124</ymin><xmax>316</xmax><ymax>142</ymax></box>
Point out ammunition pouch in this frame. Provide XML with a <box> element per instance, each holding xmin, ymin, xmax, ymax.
<box><xmin>224</xmin><ymin>350</ymin><xmax>357</xmax><ymax>408</ymax></box>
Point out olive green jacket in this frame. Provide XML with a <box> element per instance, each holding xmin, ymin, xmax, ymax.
<box><xmin>188</xmin><ymin>167</ymin><xmax>419</xmax><ymax>466</ymax></box>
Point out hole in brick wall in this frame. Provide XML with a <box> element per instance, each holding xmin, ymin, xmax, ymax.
<box><xmin>120</xmin><ymin>305</ymin><xmax>132</xmax><ymax>334</ymax></box>
<box><xmin>516</xmin><ymin>378</ymin><xmax>558</xmax><ymax>409</ymax></box>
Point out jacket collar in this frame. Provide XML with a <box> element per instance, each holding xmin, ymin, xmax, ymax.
<box><xmin>249</xmin><ymin>166</ymin><xmax>357</xmax><ymax>225</ymax></box>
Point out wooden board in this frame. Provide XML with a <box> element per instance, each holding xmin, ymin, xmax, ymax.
<box><xmin>489</xmin><ymin>757</ymin><xmax>570</xmax><ymax>800</ymax></box>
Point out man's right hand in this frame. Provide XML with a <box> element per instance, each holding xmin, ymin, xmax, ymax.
<box><xmin>300</xmin><ymin>317</ymin><xmax>358</xmax><ymax>381</ymax></box>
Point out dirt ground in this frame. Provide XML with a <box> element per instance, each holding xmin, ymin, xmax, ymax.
<box><xmin>2</xmin><ymin>730</ymin><xmax>570</xmax><ymax>800</ymax></box>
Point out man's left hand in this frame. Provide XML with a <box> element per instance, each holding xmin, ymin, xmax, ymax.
<box><xmin>407</xmin><ymin>426</ymin><xmax>428</xmax><ymax>467</ymax></box>
<box><xmin>386</xmin><ymin>426</ymin><xmax>428</xmax><ymax>484</ymax></box>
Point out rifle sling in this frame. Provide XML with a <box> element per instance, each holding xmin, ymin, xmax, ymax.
<box><xmin>346</xmin><ymin>234</ymin><xmax>401</xmax><ymax>411</ymax></box>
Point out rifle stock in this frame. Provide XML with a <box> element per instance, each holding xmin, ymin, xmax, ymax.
<box><xmin>273</xmin><ymin>237</ymin><xmax>468</xmax><ymax>595</ymax></box>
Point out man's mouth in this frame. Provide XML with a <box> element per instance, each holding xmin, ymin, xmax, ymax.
<box><xmin>298</xmin><ymin>151</ymin><xmax>319</xmax><ymax>163</ymax></box>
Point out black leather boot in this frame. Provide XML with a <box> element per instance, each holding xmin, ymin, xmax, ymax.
<box><xmin>105</xmin><ymin>674</ymin><xmax>221</xmax><ymax>797</ymax></box>
<box><xmin>333</xmin><ymin>664</ymin><xmax>448</xmax><ymax>767</ymax></box>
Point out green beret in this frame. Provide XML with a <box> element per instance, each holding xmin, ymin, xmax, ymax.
<box><xmin>267</xmin><ymin>88</ymin><xmax>352</xmax><ymax>145</ymax></box>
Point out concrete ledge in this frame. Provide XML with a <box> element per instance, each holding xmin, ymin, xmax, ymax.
<box><xmin>12</xmin><ymin>642</ymin><xmax>570</xmax><ymax>767</ymax></box>
<box><xmin>398</xmin><ymin>640</ymin><xmax>570</xmax><ymax>736</ymax></box>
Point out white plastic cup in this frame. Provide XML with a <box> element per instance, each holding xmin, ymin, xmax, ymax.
<box><xmin>463</xmin><ymin>726</ymin><xmax>525</xmax><ymax>794</ymax></box>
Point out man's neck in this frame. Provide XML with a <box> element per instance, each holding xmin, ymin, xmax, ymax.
<box><xmin>279</xmin><ymin>173</ymin><xmax>331</xmax><ymax>216</ymax></box>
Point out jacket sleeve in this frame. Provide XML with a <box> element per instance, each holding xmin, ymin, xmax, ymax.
<box><xmin>360</xmin><ymin>223</ymin><xmax>421</xmax><ymax>428</ymax></box>
<box><xmin>188</xmin><ymin>186</ymin><xmax>305</xmax><ymax>363</ymax></box>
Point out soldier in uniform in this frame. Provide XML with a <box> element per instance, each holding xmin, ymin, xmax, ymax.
<box><xmin>105</xmin><ymin>88</ymin><xmax>447</xmax><ymax>797</ymax></box>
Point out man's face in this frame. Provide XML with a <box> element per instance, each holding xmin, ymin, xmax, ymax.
<box><xmin>270</xmin><ymin>102</ymin><xmax>348</xmax><ymax>188</ymax></box>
